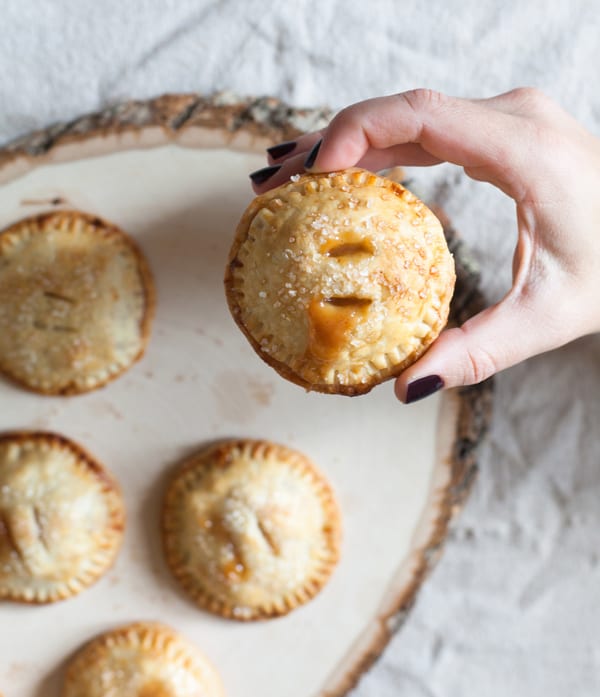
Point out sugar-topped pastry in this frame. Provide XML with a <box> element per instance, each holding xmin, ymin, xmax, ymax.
<box><xmin>62</xmin><ymin>622</ymin><xmax>224</xmax><ymax>697</ymax></box>
<box><xmin>226</xmin><ymin>168</ymin><xmax>455</xmax><ymax>395</ymax></box>
<box><xmin>162</xmin><ymin>439</ymin><xmax>341</xmax><ymax>620</ymax></box>
<box><xmin>0</xmin><ymin>431</ymin><xmax>124</xmax><ymax>603</ymax></box>
<box><xmin>0</xmin><ymin>210</ymin><xmax>155</xmax><ymax>395</ymax></box>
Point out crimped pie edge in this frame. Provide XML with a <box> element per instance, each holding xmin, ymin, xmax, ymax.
<box><xmin>61</xmin><ymin>621</ymin><xmax>225</xmax><ymax>697</ymax></box>
<box><xmin>0</xmin><ymin>210</ymin><xmax>156</xmax><ymax>395</ymax></box>
<box><xmin>162</xmin><ymin>439</ymin><xmax>342</xmax><ymax>621</ymax></box>
<box><xmin>225</xmin><ymin>168</ymin><xmax>455</xmax><ymax>396</ymax></box>
<box><xmin>0</xmin><ymin>430</ymin><xmax>125</xmax><ymax>604</ymax></box>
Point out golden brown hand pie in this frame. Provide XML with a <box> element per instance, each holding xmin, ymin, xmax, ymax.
<box><xmin>226</xmin><ymin>168</ymin><xmax>455</xmax><ymax>395</ymax></box>
<box><xmin>162</xmin><ymin>439</ymin><xmax>341</xmax><ymax>620</ymax></box>
<box><xmin>0</xmin><ymin>210</ymin><xmax>155</xmax><ymax>395</ymax></box>
<box><xmin>0</xmin><ymin>431</ymin><xmax>124</xmax><ymax>603</ymax></box>
<box><xmin>62</xmin><ymin>622</ymin><xmax>224</xmax><ymax>697</ymax></box>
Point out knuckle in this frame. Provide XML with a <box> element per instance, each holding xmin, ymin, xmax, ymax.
<box><xmin>328</xmin><ymin>105</ymin><xmax>358</xmax><ymax>133</ymax></box>
<box><xmin>331</xmin><ymin>103</ymin><xmax>355</xmax><ymax>124</ymax></box>
<box><xmin>463</xmin><ymin>344</ymin><xmax>498</xmax><ymax>385</ymax></box>
<box><xmin>327</xmin><ymin>105</ymin><xmax>373</xmax><ymax>156</ymax></box>
<box><xmin>458</xmin><ymin>324</ymin><xmax>499</xmax><ymax>384</ymax></box>
<box><xmin>508</xmin><ymin>86</ymin><xmax>552</xmax><ymax>115</ymax></box>
<box><xmin>399</xmin><ymin>88</ymin><xmax>447</xmax><ymax>113</ymax></box>
<box><xmin>328</xmin><ymin>104</ymin><xmax>370</xmax><ymax>145</ymax></box>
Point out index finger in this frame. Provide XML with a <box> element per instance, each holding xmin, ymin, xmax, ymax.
<box><xmin>313</xmin><ymin>89</ymin><xmax>535</xmax><ymax>201</ymax></box>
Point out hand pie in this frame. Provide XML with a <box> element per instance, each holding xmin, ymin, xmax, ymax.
<box><xmin>0</xmin><ymin>431</ymin><xmax>124</xmax><ymax>603</ymax></box>
<box><xmin>0</xmin><ymin>210</ymin><xmax>155</xmax><ymax>395</ymax></box>
<box><xmin>62</xmin><ymin>622</ymin><xmax>224</xmax><ymax>697</ymax></box>
<box><xmin>162</xmin><ymin>439</ymin><xmax>341</xmax><ymax>620</ymax></box>
<box><xmin>225</xmin><ymin>168</ymin><xmax>455</xmax><ymax>395</ymax></box>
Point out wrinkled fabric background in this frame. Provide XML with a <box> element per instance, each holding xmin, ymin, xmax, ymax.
<box><xmin>2</xmin><ymin>1</ymin><xmax>600</xmax><ymax>695</ymax></box>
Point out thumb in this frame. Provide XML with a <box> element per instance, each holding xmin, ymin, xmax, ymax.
<box><xmin>395</xmin><ymin>298</ymin><xmax>549</xmax><ymax>403</ymax></box>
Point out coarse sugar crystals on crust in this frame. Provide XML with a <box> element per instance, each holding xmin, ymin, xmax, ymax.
<box><xmin>225</xmin><ymin>167</ymin><xmax>455</xmax><ymax>395</ymax></box>
<box><xmin>0</xmin><ymin>210</ymin><xmax>155</xmax><ymax>395</ymax></box>
<box><xmin>0</xmin><ymin>431</ymin><xmax>124</xmax><ymax>604</ymax></box>
<box><xmin>62</xmin><ymin>621</ymin><xmax>224</xmax><ymax>697</ymax></box>
<box><xmin>162</xmin><ymin>439</ymin><xmax>341</xmax><ymax>621</ymax></box>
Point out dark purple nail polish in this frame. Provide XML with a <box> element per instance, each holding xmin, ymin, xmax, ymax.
<box><xmin>267</xmin><ymin>141</ymin><xmax>297</xmax><ymax>159</ymax></box>
<box><xmin>249</xmin><ymin>165</ymin><xmax>281</xmax><ymax>185</ymax></box>
<box><xmin>304</xmin><ymin>139</ymin><xmax>322</xmax><ymax>169</ymax></box>
<box><xmin>405</xmin><ymin>375</ymin><xmax>444</xmax><ymax>404</ymax></box>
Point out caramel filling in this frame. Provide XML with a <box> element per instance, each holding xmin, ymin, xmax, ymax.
<box><xmin>221</xmin><ymin>558</ymin><xmax>248</xmax><ymax>583</ymax></box>
<box><xmin>199</xmin><ymin>515</ymin><xmax>250</xmax><ymax>584</ymax></box>
<box><xmin>320</xmin><ymin>234</ymin><xmax>374</xmax><ymax>259</ymax></box>
<box><xmin>138</xmin><ymin>682</ymin><xmax>175</xmax><ymax>697</ymax></box>
<box><xmin>307</xmin><ymin>296</ymin><xmax>371</xmax><ymax>362</ymax></box>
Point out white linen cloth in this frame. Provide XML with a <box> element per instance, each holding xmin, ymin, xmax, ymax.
<box><xmin>1</xmin><ymin>1</ymin><xmax>600</xmax><ymax>695</ymax></box>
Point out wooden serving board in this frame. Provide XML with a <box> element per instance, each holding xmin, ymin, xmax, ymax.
<box><xmin>0</xmin><ymin>94</ymin><xmax>491</xmax><ymax>697</ymax></box>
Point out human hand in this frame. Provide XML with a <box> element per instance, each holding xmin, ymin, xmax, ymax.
<box><xmin>249</xmin><ymin>88</ymin><xmax>600</xmax><ymax>402</ymax></box>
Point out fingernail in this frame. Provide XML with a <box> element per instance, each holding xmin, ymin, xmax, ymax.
<box><xmin>249</xmin><ymin>165</ymin><xmax>281</xmax><ymax>185</ymax></box>
<box><xmin>405</xmin><ymin>375</ymin><xmax>444</xmax><ymax>404</ymax></box>
<box><xmin>267</xmin><ymin>141</ymin><xmax>297</xmax><ymax>159</ymax></box>
<box><xmin>304</xmin><ymin>139</ymin><xmax>322</xmax><ymax>169</ymax></box>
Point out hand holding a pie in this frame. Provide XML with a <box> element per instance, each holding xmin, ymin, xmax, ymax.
<box><xmin>254</xmin><ymin>88</ymin><xmax>600</xmax><ymax>401</ymax></box>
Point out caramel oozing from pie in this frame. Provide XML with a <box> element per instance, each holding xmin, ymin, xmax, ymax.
<box><xmin>307</xmin><ymin>296</ymin><xmax>372</xmax><ymax>362</ymax></box>
<box><xmin>163</xmin><ymin>440</ymin><xmax>341</xmax><ymax>620</ymax></box>
<box><xmin>226</xmin><ymin>168</ymin><xmax>456</xmax><ymax>394</ymax></box>
<box><xmin>199</xmin><ymin>514</ymin><xmax>250</xmax><ymax>583</ymax></box>
<box><xmin>138</xmin><ymin>681</ymin><xmax>175</xmax><ymax>697</ymax></box>
<box><xmin>221</xmin><ymin>559</ymin><xmax>248</xmax><ymax>583</ymax></box>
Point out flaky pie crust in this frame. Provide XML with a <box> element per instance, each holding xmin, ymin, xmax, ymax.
<box><xmin>62</xmin><ymin>621</ymin><xmax>224</xmax><ymax>697</ymax></box>
<box><xmin>0</xmin><ymin>431</ymin><xmax>125</xmax><ymax>604</ymax></box>
<box><xmin>162</xmin><ymin>439</ymin><xmax>342</xmax><ymax>621</ymax></box>
<box><xmin>0</xmin><ymin>210</ymin><xmax>155</xmax><ymax>395</ymax></box>
<box><xmin>225</xmin><ymin>168</ymin><xmax>455</xmax><ymax>395</ymax></box>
